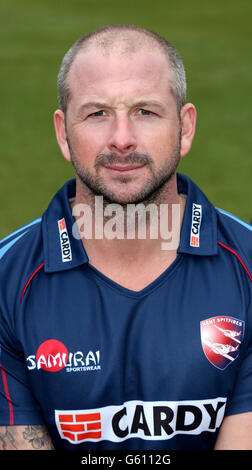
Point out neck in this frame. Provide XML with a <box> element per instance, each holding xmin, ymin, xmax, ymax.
<box><xmin>71</xmin><ymin>173</ymin><xmax>186</xmax><ymax>261</ymax></box>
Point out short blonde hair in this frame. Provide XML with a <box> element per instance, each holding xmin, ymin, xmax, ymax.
<box><xmin>57</xmin><ymin>24</ymin><xmax>186</xmax><ymax>115</ymax></box>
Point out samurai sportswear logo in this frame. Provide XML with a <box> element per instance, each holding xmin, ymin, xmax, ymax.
<box><xmin>55</xmin><ymin>397</ymin><xmax>227</xmax><ymax>444</ymax></box>
<box><xmin>200</xmin><ymin>316</ymin><xmax>245</xmax><ymax>370</ymax></box>
<box><xmin>58</xmin><ymin>218</ymin><xmax>72</xmax><ymax>262</ymax></box>
<box><xmin>26</xmin><ymin>339</ymin><xmax>101</xmax><ymax>373</ymax></box>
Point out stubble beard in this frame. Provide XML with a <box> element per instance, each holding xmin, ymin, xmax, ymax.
<box><xmin>67</xmin><ymin>135</ymin><xmax>182</xmax><ymax>208</ymax></box>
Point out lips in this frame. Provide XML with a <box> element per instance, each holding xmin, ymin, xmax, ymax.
<box><xmin>104</xmin><ymin>164</ymin><xmax>145</xmax><ymax>173</ymax></box>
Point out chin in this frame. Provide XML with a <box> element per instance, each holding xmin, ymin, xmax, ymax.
<box><xmin>101</xmin><ymin>185</ymin><xmax>147</xmax><ymax>205</ymax></box>
<box><xmin>103</xmin><ymin>194</ymin><xmax>140</xmax><ymax>206</ymax></box>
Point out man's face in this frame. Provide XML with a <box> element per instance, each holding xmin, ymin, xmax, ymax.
<box><xmin>58</xmin><ymin>47</ymin><xmax>185</xmax><ymax>204</ymax></box>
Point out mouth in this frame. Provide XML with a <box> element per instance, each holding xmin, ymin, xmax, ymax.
<box><xmin>103</xmin><ymin>164</ymin><xmax>146</xmax><ymax>175</ymax></box>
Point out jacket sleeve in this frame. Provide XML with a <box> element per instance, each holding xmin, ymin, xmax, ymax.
<box><xmin>0</xmin><ymin>343</ymin><xmax>45</xmax><ymax>426</ymax></box>
<box><xmin>0</xmin><ymin>226</ymin><xmax>45</xmax><ymax>426</ymax></box>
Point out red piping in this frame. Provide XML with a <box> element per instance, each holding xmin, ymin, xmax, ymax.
<box><xmin>0</xmin><ymin>364</ymin><xmax>14</xmax><ymax>425</ymax></box>
<box><xmin>218</xmin><ymin>241</ymin><xmax>252</xmax><ymax>281</ymax></box>
<box><xmin>20</xmin><ymin>262</ymin><xmax>44</xmax><ymax>303</ymax></box>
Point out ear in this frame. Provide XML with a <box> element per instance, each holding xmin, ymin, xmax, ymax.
<box><xmin>54</xmin><ymin>109</ymin><xmax>71</xmax><ymax>162</ymax></box>
<box><xmin>179</xmin><ymin>103</ymin><xmax>197</xmax><ymax>158</ymax></box>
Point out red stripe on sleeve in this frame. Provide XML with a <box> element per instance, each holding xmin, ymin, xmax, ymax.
<box><xmin>20</xmin><ymin>262</ymin><xmax>44</xmax><ymax>303</ymax></box>
<box><xmin>0</xmin><ymin>364</ymin><xmax>14</xmax><ymax>425</ymax></box>
<box><xmin>218</xmin><ymin>241</ymin><xmax>252</xmax><ymax>281</ymax></box>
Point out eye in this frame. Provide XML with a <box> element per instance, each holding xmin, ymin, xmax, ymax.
<box><xmin>137</xmin><ymin>109</ymin><xmax>154</xmax><ymax>116</ymax></box>
<box><xmin>88</xmin><ymin>110</ymin><xmax>106</xmax><ymax>118</ymax></box>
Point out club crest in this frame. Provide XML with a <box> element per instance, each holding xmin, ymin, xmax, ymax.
<box><xmin>200</xmin><ymin>316</ymin><xmax>245</xmax><ymax>370</ymax></box>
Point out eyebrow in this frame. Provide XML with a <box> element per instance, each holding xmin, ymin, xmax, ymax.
<box><xmin>77</xmin><ymin>100</ymin><xmax>166</xmax><ymax>115</ymax></box>
<box><xmin>77</xmin><ymin>102</ymin><xmax>108</xmax><ymax>115</ymax></box>
<box><xmin>133</xmin><ymin>101</ymin><xmax>166</xmax><ymax>112</ymax></box>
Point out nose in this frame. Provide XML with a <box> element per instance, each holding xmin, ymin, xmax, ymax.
<box><xmin>107</xmin><ymin>114</ymin><xmax>137</xmax><ymax>154</ymax></box>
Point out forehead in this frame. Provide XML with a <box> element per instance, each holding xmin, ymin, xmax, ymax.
<box><xmin>67</xmin><ymin>46</ymin><xmax>173</xmax><ymax>105</ymax></box>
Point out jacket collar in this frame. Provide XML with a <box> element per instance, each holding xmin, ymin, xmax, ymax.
<box><xmin>42</xmin><ymin>179</ymin><xmax>88</xmax><ymax>272</ymax></box>
<box><xmin>177</xmin><ymin>173</ymin><xmax>218</xmax><ymax>256</ymax></box>
<box><xmin>42</xmin><ymin>174</ymin><xmax>218</xmax><ymax>273</ymax></box>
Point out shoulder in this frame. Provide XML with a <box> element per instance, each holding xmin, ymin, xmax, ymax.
<box><xmin>0</xmin><ymin>217</ymin><xmax>42</xmax><ymax>263</ymax></box>
<box><xmin>216</xmin><ymin>208</ymin><xmax>252</xmax><ymax>245</ymax></box>
<box><xmin>0</xmin><ymin>218</ymin><xmax>44</xmax><ymax>306</ymax></box>
<box><xmin>216</xmin><ymin>207</ymin><xmax>252</xmax><ymax>234</ymax></box>
<box><xmin>216</xmin><ymin>208</ymin><xmax>252</xmax><ymax>276</ymax></box>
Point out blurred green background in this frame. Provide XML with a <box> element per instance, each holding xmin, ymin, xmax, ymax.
<box><xmin>1</xmin><ymin>0</ymin><xmax>251</xmax><ymax>237</ymax></box>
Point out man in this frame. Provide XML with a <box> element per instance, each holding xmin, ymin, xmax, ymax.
<box><xmin>0</xmin><ymin>25</ymin><xmax>252</xmax><ymax>450</ymax></box>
